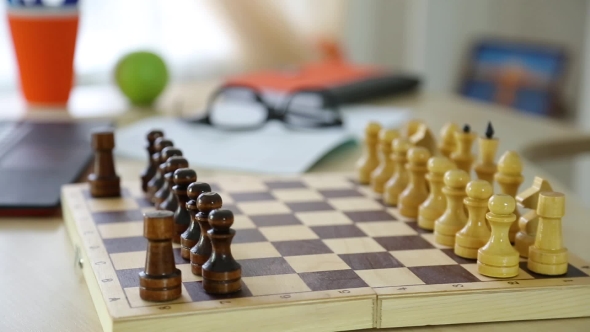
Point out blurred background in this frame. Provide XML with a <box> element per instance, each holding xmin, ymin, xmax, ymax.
<box><xmin>1</xmin><ymin>0</ymin><xmax>588</xmax><ymax>117</ymax></box>
<box><xmin>1</xmin><ymin>0</ymin><xmax>590</xmax><ymax>202</ymax></box>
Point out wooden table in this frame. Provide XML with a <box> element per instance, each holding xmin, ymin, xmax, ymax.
<box><xmin>1</xmin><ymin>83</ymin><xmax>590</xmax><ymax>331</ymax></box>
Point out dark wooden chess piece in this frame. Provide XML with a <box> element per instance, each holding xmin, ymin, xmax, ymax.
<box><xmin>146</xmin><ymin>138</ymin><xmax>174</xmax><ymax>200</ymax></box>
<box><xmin>150</xmin><ymin>147</ymin><xmax>183</xmax><ymax>203</ymax></box>
<box><xmin>88</xmin><ymin>129</ymin><xmax>120</xmax><ymax>198</ymax></box>
<box><xmin>190</xmin><ymin>192</ymin><xmax>222</xmax><ymax>276</ymax></box>
<box><xmin>181</xmin><ymin>182</ymin><xmax>212</xmax><ymax>260</ymax></box>
<box><xmin>202</xmin><ymin>209</ymin><xmax>242</xmax><ymax>294</ymax></box>
<box><xmin>170</xmin><ymin>168</ymin><xmax>197</xmax><ymax>244</ymax></box>
<box><xmin>140</xmin><ymin>130</ymin><xmax>164</xmax><ymax>193</ymax></box>
<box><xmin>139</xmin><ymin>210</ymin><xmax>182</xmax><ymax>302</ymax></box>
<box><xmin>156</xmin><ymin>156</ymin><xmax>188</xmax><ymax>210</ymax></box>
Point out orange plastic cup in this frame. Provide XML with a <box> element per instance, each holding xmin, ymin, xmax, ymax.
<box><xmin>7</xmin><ymin>7</ymin><xmax>79</xmax><ymax>106</ymax></box>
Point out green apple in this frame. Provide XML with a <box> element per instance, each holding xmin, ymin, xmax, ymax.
<box><xmin>115</xmin><ymin>51</ymin><xmax>169</xmax><ymax>106</ymax></box>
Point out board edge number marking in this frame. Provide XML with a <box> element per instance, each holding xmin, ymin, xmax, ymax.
<box><xmin>89</xmin><ymin>245</ymin><xmax>99</xmax><ymax>249</ymax></box>
<box><xmin>159</xmin><ymin>306</ymin><xmax>171</xmax><ymax>310</ymax></box>
<box><xmin>109</xmin><ymin>298</ymin><xmax>120</xmax><ymax>302</ymax></box>
<box><xmin>95</xmin><ymin>261</ymin><xmax>106</xmax><ymax>265</ymax></box>
<box><xmin>102</xmin><ymin>278</ymin><xmax>113</xmax><ymax>283</ymax></box>
<box><xmin>563</xmin><ymin>279</ymin><xmax>573</xmax><ymax>282</ymax></box>
<box><xmin>397</xmin><ymin>287</ymin><xmax>407</xmax><ymax>291</ymax></box>
<box><xmin>220</xmin><ymin>300</ymin><xmax>231</xmax><ymax>304</ymax></box>
<box><xmin>452</xmin><ymin>284</ymin><xmax>464</xmax><ymax>288</ymax></box>
<box><xmin>507</xmin><ymin>281</ymin><xmax>519</xmax><ymax>285</ymax></box>
<box><xmin>582</xmin><ymin>266</ymin><xmax>589</xmax><ymax>269</ymax></box>
<box><xmin>280</xmin><ymin>294</ymin><xmax>291</xmax><ymax>299</ymax></box>
<box><xmin>338</xmin><ymin>290</ymin><xmax>350</xmax><ymax>293</ymax></box>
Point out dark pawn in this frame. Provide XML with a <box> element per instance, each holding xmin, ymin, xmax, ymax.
<box><xmin>181</xmin><ymin>182</ymin><xmax>212</xmax><ymax>260</ymax></box>
<box><xmin>151</xmin><ymin>148</ymin><xmax>183</xmax><ymax>204</ymax></box>
<box><xmin>139</xmin><ymin>211</ymin><xmax>182</xmax><ymax>302</ymax></box>
<box><xmin>202</xmin><ymin>209</ymin><xmax>241</xmax><ymax>294</ymax></box>
<box><xmin>88</xmin><ymin>129</ymin><xmax>120</xmax><ymax>198</ymax></box>
<box><xmin>190</xmin><ymin>192</ymin><xmax>222</xmax><ymax>276</ymax></box>
<box><xmin>170</xmin><ymin>168</ymin><xmax>197</xmax><ymax>244</ymax></box>
<box><xmin>140</xmin><ymin>130</ymin><xmax>164</xmax><ymax>193</ymax></box>
<box><xmin>146</xmin><ymin>138</ymin><xmax>174</xmax><ymax>200</ymax></box>
<box><xmin>155</xmin><ymin>156</ymin><xmax>188</xmax><ymax>209</ymax></box>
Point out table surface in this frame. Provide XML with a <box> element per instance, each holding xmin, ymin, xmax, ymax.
<box><xmin>2</xmin><ymin>82</ymin><xmax>590</xmax><ymax>332</ymax></box>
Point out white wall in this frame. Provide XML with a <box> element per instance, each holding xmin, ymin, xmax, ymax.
<box><xmin>344</xmin><ymin>0</ymin><xmax>588</xmax><ymax>117</ymax></box>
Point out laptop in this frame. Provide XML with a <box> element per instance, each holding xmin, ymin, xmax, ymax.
<box><xmin>0</xmin><ymin>119</ymin><xmax>112</xmax><ymax>216</ymax></box>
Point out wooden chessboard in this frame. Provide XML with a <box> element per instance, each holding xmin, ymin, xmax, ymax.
<box><xmin>62</xmin><ymin>173</ymin><xmax>590</xmax><ymax>332</ymax></box>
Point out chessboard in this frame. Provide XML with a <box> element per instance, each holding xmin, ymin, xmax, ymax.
<box><xmin>63</xmin><ymin>173</ymin><xmax>590</xmax><ymax>332</ymax></box>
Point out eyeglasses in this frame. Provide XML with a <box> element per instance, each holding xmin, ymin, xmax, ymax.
<box><xmin>185</xmin><ymin>84</ymin><xmax>343</xmax><ymax>131</ymax></box>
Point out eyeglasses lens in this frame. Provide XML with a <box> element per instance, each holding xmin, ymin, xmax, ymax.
<box><xmin>284</xmin><ymin>92</ymin><xmax>340</xmax><ymax>127</ymax></box>
<box><xmin>209</xmin><ymin>88</ymin><xmax>267</xmax><ymax>129</ymax></box>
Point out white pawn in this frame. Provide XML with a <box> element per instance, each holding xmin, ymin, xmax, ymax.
<box><xmin>455</xmin><ymin>180</ymin><xmax>493</xmax><ymax>259</ymax></box>
<box><xmin>477</xmin><ymin>194</ymin><xmax>520</xmax><ymax>278</ymax></box>
<box><xmin>398</xmin><ymin>147</ymin><xmax>431</xmax><ymax>218</ymax></box>
<box><xmin>434</xmin><ymin>169</ymin><xmax>469</xmax><ymax>247</ymax></box>
<box><xmin>418</xmin><ymin>157</ymin><xmax>456</xmax><ymax>230</ymax></box>
<box><xmin>356</xmin><ymin>122</ymin><xmax>381</xmax><ymax>184</ymax></box>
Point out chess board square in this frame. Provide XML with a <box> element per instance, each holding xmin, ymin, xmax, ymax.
<box><xmin>374</xmin><ymin>236</ymin><xmax>435</xmax><ymax>251</ymax></box>
<box><xmin>386</xmin><ymin>207</ymin><xmax>415</xmax><ymax>222</ymax></box>
<box><xmin>285</xmin><ymin>253</ymin><xmax>350</xmax><ymax>273</ymax></box>
<box><xmin>98</xmin><ymin>221</ymin><xmax>143</xmax><ymax>239</ymax></box>
<box><xmin>461</xmin><ymin>264</ymin><xmax>535</xmax><ymax>281</ymax></box>
<box><xmin>184</xmin><ymin>280</ymin><xmax>252</xmax><ymax>302</ymax></box>
<box><xmin>237</xmin><ymin>201</ymin><xmax>290</xmax><ymax>215</ymax></box>
<box><xmin>356</xmin><ymin>221</ymin><xmax>418</xmax><ymax>237</ymax></box>
<box><xmin>404</xmin><ymin>221</ymin><xmax>430</xmax><ymax>234</ymax></box>
<box><xmin>264</xmin><ymin>180</ymin><xmax>307</xmax><ymax>189</ymax></box>
<box><xmin>356</xmin><ymin>267</ymin><xmax>424</xmax><ymax>288</ymax></box>
<box><xmin>271</xmin><ymin>189</ymin><xmax>324</xmax><ymax>202</ymax></box>
<box><xmin>390</xmin><ymin>249</ymin><xmax>458</xmax><ymax>267</ymax></box>
<box><xmin>327</xmin><ymin>197</ymin><xmax>383</xmax><ymax>212</ymax></box>
<box><xmin>111</xmin><ymin>251</ymin><xmax>145</xmax><ymax>270</ymax></box>
<box><xmin>232</xmin><ymin>242</ymin><xmax>281</xmax><ymax>260</ymax></box>
<box><xmin>323</xmin><ymin>237</ymin><xmax>385</xmax><ymax>254</ymax></box>
<box><xmin>87</xmin><ymin>197</ymin><xmax>139</xmax><ymax>212</ymax></box>
<box><xmin>92</xmin><ymin>210</ymin><xmax>144</xmax><ymax>224</ymax></box>
<box><xmin>344</xmin><ymin>210</ymin><xmax>396</xmax><ymax>223</ymax></box>
<box><xmin>272</xmin><ymin>239</ymin><xmax>333</xmax><ymax>256</ymax></box>
<box><xmin>441</xmin><ymin>248</ymin><xmax>477</xmax><ymax>264</ymax></box>
<box><xmin>317</xmin><ymin>189</ymin><xmax>364</xmax><ymax>198</ymax></box>
<box><xmin>208</xmin><ymin>182</ymin><xmax>222</xmax><ymax>193</ymax></box>
<box><xmin>135</xmin><ymin>197</ymin><xmax>154</xmax><ymax>208</ymax></box>
<box><xmin>222</xmin><ymin>204</ymin><xmax>243</xmax><ymax>216</ymax></box>
<box><xmin>296</xmin><ymin>211</ymin><xmax>353</xmax><ymax>226</ymax></box>
<box><xmin>177</xmin><ymin>264</ymin><xmax>203</xmax><ymax>282</ymax></box>
<box><xmin>232</xmin><ymin>215</ymin><xmax>256</xmax><ymax>229</ymax></box>
<box><xmin>243</xmin><ymin>274</ymin><xmax>311</xmax><ymax>296</ymax></box>
<box><xmin>215</xmin><ymin>178</ymin><xmax>268</xmax><ymax>193</ymax></box>
<box><xmin>409</xmin><ymin>265</ymin><xmax>480</xmax><ymax>284</ymax></box>
<box><xmin>103</xmin><ymin>236</ymin><xmax>146</xmax><ymax>254</ymax></box>
<box><xmin>299</xmin><ymin>270</ymin><xmax>368</xmax><ymax>291</ymax></box>
<box><xmin>228</xmin><ymin>192</ymin><xmax>275</xmax><ymax>202</ymax></box>
<box><xmin>250</xmin><ymin>214</ymin><xmax>302</xmax><ymax>227</ymax></box>
<box><xmin>172</xmin><ymin>248</ymin><xmax>188</xmax><ymax>265</ymax></box>
<box><xmin>233</xmin><ymin>228</ymin><xmax>267</xmax><ymax>244</ymax></box>
<box><xmin>339</xmin><ymin>252</ymin><xmax>403</xmax><ymax>270</ymax></box>
<box><xmin>240</xmin><ymin>257</ymin><xmax>296</xmax><ymax>277</ymax></box>
<box><xmin>259</xmin><ymin>225</ymin><xmax>318</xmax><ymax>242</ymax></box>
<box><xmin>286</xmin><ymin>201</ymin><xmax>335</xmax><ymax>212</ymax></box>
<box><xmin>302</xmin><ymin>177</ymin><xmax>354</xmax><ymax>190</ymax></box>
<box><xmin>518</xmin><ymin>262</ymin><xmax>589</xmax><ymax>279</ymax></box>
<box><xmin>125</xmin><ymin>284</ymin><xmax>192</xmax><ymax>307</ymax></box>
<box><xmin>420</xmin><ymin>233</ymin><xmax>453</xmax><ymax>249</ymax></box>
<box><xmin>355</xmin><ymin>186</ymin><xmax>381</xmax><ymax>199</ymax></box>
<box><xmin>116</xmin><ymin>267</ymin><xmax>144</xmax><ymax>288</ymax></box>
<box><xmin>310</xmin><ymin>224</ymin><xmax>366</xmax><ymax>239</ymax></box>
